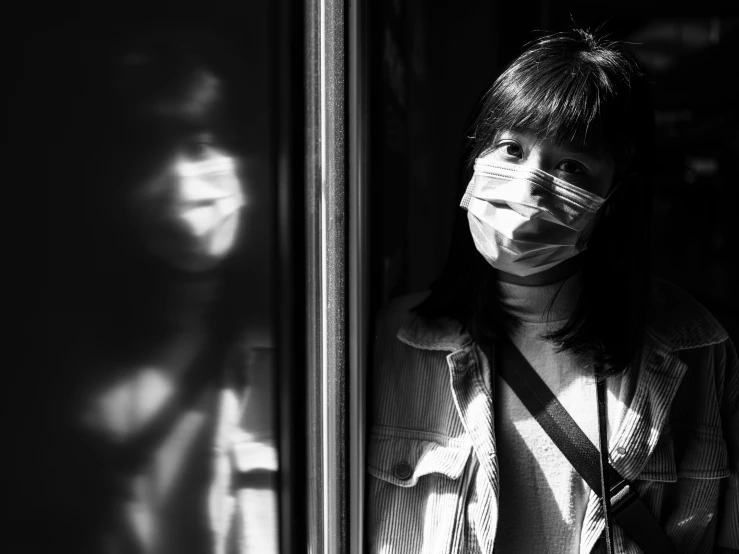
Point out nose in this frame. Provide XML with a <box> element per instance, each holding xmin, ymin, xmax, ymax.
<box><xmin>517</xmin><ymin>146</ymin><xmax>546</xmax><ymax>172</ymax></box>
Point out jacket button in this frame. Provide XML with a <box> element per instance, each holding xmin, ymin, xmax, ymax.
<box><xmin>394</xmin><ymin>462</ymin><xmax>412</xmax><ymax>480</ymax></box>
<box><xmin>616</xmin><ymin>446</ymin><xmax>626</xmax><ymax>455</ymax></box>
<box><xmin>652</xmin><ymin>354</ymin><xmax>665</xmax><ymax>365</ymax></box>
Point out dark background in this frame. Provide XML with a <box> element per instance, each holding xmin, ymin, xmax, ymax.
<box><xmin>11</xmin><ymin>6</ymin><xmax>288</xmax><ymax>551</ymax></box>
<box><xmin>369</xmin><ymin>0</ymin><xmax>739</xmax><ymax>344</ymax></box>
<box><xmin>9</xmin><ymin>1</ymin><xmax>739</xmax><ymax>551</ymax></box>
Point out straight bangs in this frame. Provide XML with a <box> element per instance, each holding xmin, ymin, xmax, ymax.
<box><xmin>470</xmin><ymin>33</ymin><xmax>644</xmax><ymax>167</ymax></box>
<box><xmin>489</xmin><ymin>61</ymin><xmax>610</xmax><ymax>145</ymax></box>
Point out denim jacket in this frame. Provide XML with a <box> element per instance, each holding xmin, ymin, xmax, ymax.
<box><xmin>367</xmin><ymin>278</ymin><xmax>739</xmax><ymax>553</ymax></box>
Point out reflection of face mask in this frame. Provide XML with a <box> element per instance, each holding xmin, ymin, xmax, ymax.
<box><xmin>461</xmin><ymin>159</ymin><xmax>609</xmax><ymax>277</ymax></box>
<box><xmin>139</xmin><ymin>151</ymin><xmax>245</xmax><ymax>272</ymax></box>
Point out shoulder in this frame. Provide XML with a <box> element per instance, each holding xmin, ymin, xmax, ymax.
<box><xmin>370</xmin><ymin>291</ymin><xmax>467</xmax><ymax>393</ymax></box>
<box><xmin>374</xmin><ymin>291</ymin><xmax>471</xmax><ymax>352</ymax></box>
<box><xmin>647</xmin><ymin>276</ymin><xmax>729</xmax><ymax>351</ymax></box>
<box><xmin>374</xmin><ymin>291</ymin><xmax>432</xmax><ymax>341</ymax></box>
<box><xmin>370</xmin><ymin>293</ymin><xmax>473</xmax><ymax>436</ymax></box>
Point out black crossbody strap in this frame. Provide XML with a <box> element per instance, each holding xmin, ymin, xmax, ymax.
<box><xmin>495</xmin><ymin>338</ymin><xmax>676</xmax><ymax>554</ymax></box>
<box><xmin>495</xmin><ymin>338</ymin><xmax>619</xmax><ymax>494</ymax></box>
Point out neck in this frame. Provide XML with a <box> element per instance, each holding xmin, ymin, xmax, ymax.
<box><xmin>496</xmin><ymin>255</ymin><xmax>583</xmax><ymax>286</ymax></box>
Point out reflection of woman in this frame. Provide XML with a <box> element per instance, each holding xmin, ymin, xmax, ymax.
<box><xmin>36</xmin><ymin>25</ymin><xmax>264</xmax><ymax>554</ymax></box>
<box><xmin>367</xmin><ymin>29</ymin><xmax>738</xmax><ymax>553</ymax></box>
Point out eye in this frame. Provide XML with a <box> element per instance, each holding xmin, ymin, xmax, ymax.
<box><xmin>496</xmin><ymin>141</ymin><xmax>523</xmax><ymax>159</ymax></box>
<box><xmin>556</xmin><ymin>160</ymin><xmax>585</xmax><ymax>174</ymax></box>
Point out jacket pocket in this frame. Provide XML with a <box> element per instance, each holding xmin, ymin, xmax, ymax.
<box><xmin>366</xmin><ymin>427</ymin><xmax>473</xmax><ymax>554</ymax></box>
<box><xmin>632</xmin><ymin>425</ymin><xmax>731</xmax><ymax>552</ymax></box>
<box><xmin>672</xmin><ymin>424</ymin><xmax>730</xmax><ymax>480</ymax></box>
<box><xmin>367</xmin><ymin>426</ymin><xmax>472</xmax><ymax>487</ymax></box>
<box><xmin>639</xmin><ymin>424</ymin><xmax>729</xmax><ymax>482</ymax></box>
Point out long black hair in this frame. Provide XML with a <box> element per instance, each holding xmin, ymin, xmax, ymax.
<box><xmin>415</xmin><ymin>28</ymin><xmax>656</xmax><ymax>376</ymax></box>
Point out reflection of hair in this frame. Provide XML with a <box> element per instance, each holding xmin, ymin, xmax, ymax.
<box><xmin>114</xmin><ymin>31</ymin><xmax>225</xmax><ymax>127</ymax></box>
<box><xmin>97</xmin><ymin>26</ymin><xmax>240</xmax><ymax>215</ymax></box>
<box><xmin>28</xmin><ymin>24</ymin><xmax>251</xmax><ymax>553</ymax></box>
<box><xmin>36</xmin><ymin>23</ymin><xmax>249</xmax><ymax>356</ymax></box>
<box><xmin>416</xmin><ymin>28</ymin><xmax>655</xmax><ymax>376</ymax></box>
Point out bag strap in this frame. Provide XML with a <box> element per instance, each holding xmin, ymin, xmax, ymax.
<box><xmin>494</xmin><ymin>337</ymin><xmax>676</xmax><ymax>554</ymax></box>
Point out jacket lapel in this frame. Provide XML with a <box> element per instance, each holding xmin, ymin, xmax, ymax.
<box><xmin>447</xmin><ymin>344</ymin><xmax>499</xmax><ymax>552</ymax></box>
<box><xmin>580</xmin><ymin>338</ymin><xmax>688</xmax><ymax>553</ymax></box>
<box><xmin>399</xmin><ymin>316</ymin><xmax>500</xmax><ymax>552</ymax></box>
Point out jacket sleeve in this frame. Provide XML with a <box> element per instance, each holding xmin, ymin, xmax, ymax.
<box><xmin>716</xmin><ymin>336</ymin><xmax>739</xmax><ymax>551</ymax></box>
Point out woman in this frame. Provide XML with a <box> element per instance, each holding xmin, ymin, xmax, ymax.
<box><xmin>367</xmin><ymin>29</ymin><xmax>738</xmax><ymax>553</ymax></box>
<box><xmin>28</xmin><ymin>23</ymin><xmax>275</xmax><ymax>553</ymax></box>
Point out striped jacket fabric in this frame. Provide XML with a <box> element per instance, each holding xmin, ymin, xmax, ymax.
<box><xmin>367</xmin><ymin>277</ymin><xmax>739</xmax><ymax>553</ymax></box>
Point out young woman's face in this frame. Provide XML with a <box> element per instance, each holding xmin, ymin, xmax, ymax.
<box><xmin>129</xmin><ymin>132</ymin><xmax>246</xmax><ymax>273</ymax></box>
<box><xmin>479</xmin><ymin>129</ymin><xmax>617</xmax><ymax>198</ymax></box>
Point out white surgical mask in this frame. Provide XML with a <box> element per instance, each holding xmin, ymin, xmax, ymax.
<box><xmin>461</xmin><ymin>159</ymin><xmax>611</xmax><ymax>277</ymax></box>
<box><xmin>136</xmin><ymin>149</ymin><xmax>246</xmax><ymax>273</ymax></box>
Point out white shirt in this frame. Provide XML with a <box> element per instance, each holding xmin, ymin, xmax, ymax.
<box><xmin>492</xmin><ymin>273</ymin><xmax>625</xmax><ymax>553</ymax></box>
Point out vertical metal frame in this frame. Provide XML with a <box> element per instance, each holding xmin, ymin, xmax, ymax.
<box><xmin>306</xmin><ymin>0</ymin><xmax>348</xmax><ymax>553</ymax></box>
<box><xmin>348</xmin><ymin>0</ymin><xmax>369</xmax><ymax>552</ymax></box>
<box><xmin>306</xmin><ymin>0</ymin><xmax>368</xmax><ymax>551</ymax></box>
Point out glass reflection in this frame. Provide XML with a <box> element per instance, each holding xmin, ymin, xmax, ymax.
<box><xmin>39</xmin><ymin>22</ymin><xmax>278</xmax><ymax>554</ymax></box>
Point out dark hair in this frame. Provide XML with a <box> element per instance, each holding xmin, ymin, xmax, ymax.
<box><xmin>35</xmin><ymin>23</ymin><xmax>251</xmax><ymax>358</ymax></box>
<box><xmin>415</xmin><ymin>28</ymin><xmax>655</xmax><ymax>376</ymax></box>
<box><xmin>25</xmin><ymin>24</ymin><xmax>253</xmax><ymax>552</ymax></box>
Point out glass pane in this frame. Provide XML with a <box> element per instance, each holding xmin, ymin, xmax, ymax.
<box><xmin>21</xmin><ymin>15</ymin><xmax>290</xmax><ymax>553</ymax></box>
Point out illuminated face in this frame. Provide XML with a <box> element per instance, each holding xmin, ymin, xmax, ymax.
<box><xmin>480</xmin><ymin>129</ymin><xmax>617</xmax><ymax>198</ymax></box>
<box><xmin>131</xmin><ymin>135</ymin><xmax>245</xmax><ymax>273</ymax></box>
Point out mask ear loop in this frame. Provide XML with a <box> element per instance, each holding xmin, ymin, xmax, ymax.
<box><xmin>602</xmin><ymin>179</ymin><xmax>622</xmax><ymax>218</ymax></box>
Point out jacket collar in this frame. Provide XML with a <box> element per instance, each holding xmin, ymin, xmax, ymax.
<box><xmin>646</xmin><ymin>276</ymin><xmax>727</xmax><ymax>351</ymax></box>
<box><xmin>396</xmin><ymin>277</ymin><xmax>727</xmax><ymax>355</ymax></box>
<box><xmin>397</xmin><ymin>314</ymin><xmax>473</xmax><ymax>353</ymax></box>
<box><xmin>394</xmin><ymin>278</ymin><xmax>726</xmax><ymax>553</ymax></box>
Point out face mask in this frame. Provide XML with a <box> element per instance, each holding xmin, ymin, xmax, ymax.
<box><xmin>460</xmin><ymin>159</ymin><xmax>611</xmax><ymax>277</ymax></box>
<box><xmin>137</xmin><ymin>150</ymin><xmax>246</xmax><ymax>273</ymax></box>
